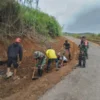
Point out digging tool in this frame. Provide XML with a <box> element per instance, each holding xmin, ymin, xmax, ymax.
<box><xmin>32</xmin><ymin>67</ymin><xmax>38</xmax><ymax>80</ymax></box>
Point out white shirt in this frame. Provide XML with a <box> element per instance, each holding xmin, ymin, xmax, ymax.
<box><xmin>60</xmin><ymin>56</ymin><xmax>68</xmax><ymax>61</ymax></box>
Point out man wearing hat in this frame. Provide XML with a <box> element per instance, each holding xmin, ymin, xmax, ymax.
<box><xmin>32</xmin><ymin>51</ymin><xmax>46</xmax><ymax>80</ymax></box>
<box><xmin>6</xmin><ymin>37</ymin><xmax>23</xmax><ymax>79</ymax></box>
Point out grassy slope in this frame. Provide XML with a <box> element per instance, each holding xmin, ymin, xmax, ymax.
<box><xmin>0</xmin><ymin>0</ymin><xmax>62</xmax><ymax>38</ymax></box>
<box><xmin>65</xmin><ymin>33</ymin><xmax>100</xmax><ymax>45</ymax></box>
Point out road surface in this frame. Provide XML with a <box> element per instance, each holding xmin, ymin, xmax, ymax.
<box><xmin>39</xmin><ymin>36</ymin><xmax>100</xmax><ymax>100</ymax></box>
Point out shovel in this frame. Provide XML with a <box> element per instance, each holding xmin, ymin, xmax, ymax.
<box><xmin>32</xmin><ymin>68</ymin><xmax>38</xmax><ymax>80</ymax></box>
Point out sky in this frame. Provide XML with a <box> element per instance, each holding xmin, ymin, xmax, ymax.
<box><xmin>39</xmin><ymin>0</ymin><xmax>100</xmax><ymax>33</ymax></box>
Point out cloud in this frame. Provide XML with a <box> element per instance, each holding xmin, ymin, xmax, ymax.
<box><xmin>39</xmin><ymin>0</ymin><xmax>86</xmax><ymax>24</ymax></box>
<box><xmin>39</xmin><ymin>0</ymin><xmax>100</xmax><ymax>32</ymax></box>
<box><xmin>66</xmin><ymin>6</ymin><xmax>100</xmax><ymax>33</ymax></box>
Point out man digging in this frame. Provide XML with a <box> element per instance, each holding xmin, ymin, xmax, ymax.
<box><xmin>32</xmin><ymin>51</ymin><xmax>46</xmax><ymax>80</ymax></box>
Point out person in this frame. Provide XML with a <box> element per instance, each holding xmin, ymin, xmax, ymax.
<box><xmin>63</xmin><ymin>40</ymin><xmax>71</xmax><ymax>60</ymax></box>
<box><xmin>57</xmin><ymin>52</ymin><xmax>68</xmax><ymax>68</ymax></box>
<box><xmin>78</xmin><ymin>50</ymin><xmax>86</xmax><ymax>68</ymax></box>
<box><xmin>56</xmin><ymin>52</ymin><xmax>61</xmax><ymax>68</ymax></box>
<box><xmin>46</xmin><ymin>46</ymin><xmax>58</xmax><ymax>72</ymax></box>
<box><xmin>32</xmin><ymin>51</ymin><xmax>46</xmax><ymax>80</ymax></box>
<box><xmin>60</xmin><ymin>53</ymin><xmax>68</xmax><ymax>66</ymax></box>
<box><xmin>80</xmin><ymin>36</ymin><xmax>89</xmax><ymax>59</ymax></box>
<box><xmin>78</xmin><ymin>43</ymin><xmax>87</xmax><ymax>67</ymax></box>
<box><xmin>80</xmin><ymin>36</ymin><xmax>84</xmax><ymax>45</ymax></box>
<box><xmin>6</xmin><ymin>37</ymin><xmax>23</xmax><ymax>80</ymax></box>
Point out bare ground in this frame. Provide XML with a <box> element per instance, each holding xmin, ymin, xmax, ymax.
<box><xmin>0</xmin><ymin>36</ymin><xmax>78</xmax><ymax>100</ymax></box>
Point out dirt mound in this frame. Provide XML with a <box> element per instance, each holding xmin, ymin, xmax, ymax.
<box><xmin>0</xmin><ymin>36</ymin><xmax>78</xmax><ymax>100</ymax></box>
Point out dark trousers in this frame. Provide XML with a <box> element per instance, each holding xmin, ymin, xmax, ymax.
<box><xmin>7</xmin><ymin>57</ymin><xmax>18</xmax><ymax>68</ymax></box>
<box><xmin>38</xmin><ymin>68</ymin><xmax>43</xmax><ymax>77</ymax></box>
<box><xmin>65</xmin><ymin>49</ymin><xmax>71</xmax><ymax>60</ymax></box>
<box><xmin>78</xmin><ymin>57</ymin><xmax>86</xmax><ymax>67</ymax></box>
<box><xmin>86</xmin><ymin>49</ymin><xmax>88</xmax><ymax>59</ymax></box>
<box><xmin>46</xmin><ymin>59</ymin><xmax>57</xmax><ymax>71</ymax></box>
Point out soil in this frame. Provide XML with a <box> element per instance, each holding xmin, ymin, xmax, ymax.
<box><xmin>0</xmin><ymin>36</ymin><xmax>78</xmax><ymax>100</ymax></box>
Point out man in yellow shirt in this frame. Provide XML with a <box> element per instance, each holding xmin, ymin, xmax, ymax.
<box><xmin>46</xmin><ymin>46</ymin><xmax>58</xmax><ymax>72</ymax></box>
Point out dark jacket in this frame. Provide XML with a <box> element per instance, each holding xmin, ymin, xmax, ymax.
<box><xmin>7</xmin><ymin>43</ymin><xmax>23</xmax><ymax>61</ymax></box>
<box><xmin>63</xmin><ymin>42</ymin><xmax>70</xmax><ymax>49</ymax></box>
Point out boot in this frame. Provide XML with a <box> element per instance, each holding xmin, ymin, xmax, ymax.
<box><xmin>40</xmin><ymin>69</ymin><xmax>43</xmax><ymax>77</ymax></box>
<box><xmin>38</xmin><ymin>69</ymin><xmax>43</xmax><ymax>77</ymax></box>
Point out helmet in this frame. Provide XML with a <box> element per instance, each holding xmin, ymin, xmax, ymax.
<box><xmin>15</xmin><ymin>37</ymin><xmax>21</xmax><ymax>43</ymax></box>
<box><xmin>33</xmin><ymin>51</ymin><xmax>44</xmax><ymax>59</ymax></box>
<box><xmin>33</xmin><ymin>51</ymin><xmax>39</xmax><ymax>58</ymax></box>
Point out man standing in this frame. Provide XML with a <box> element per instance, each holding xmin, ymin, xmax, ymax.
<box><xmin>80</xmin><ymin>36</ymin><xmax>89</xmax><ymax>59</ymax></box>
<box><xmin>78</xmin><ymin>44</ymin><xmax>87</xmax><ymax>68</ymax></box>
<box><xmin>63</xmin><ymin>40</ymin><xmax>71</xmax><ymax>60</ymax></box>
<box><xmin>6</xmin><ymin>37</ymin><xmax>23</xmax><ymax>79</ymax></box>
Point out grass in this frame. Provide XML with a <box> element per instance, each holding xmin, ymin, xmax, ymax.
<box><xmin>64</xmin><ymin>33</ymin><xmax>100</xmax><ymax>45</ymax></box>
<box><xmin>0</xmin><ymin>0</ymin><xmax>62</xmax><ymax>38</ymax></box>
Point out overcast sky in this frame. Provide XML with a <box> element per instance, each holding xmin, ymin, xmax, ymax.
<box><xmin>39</xmin><ymin>0</ymin><xmax>100</xmax><ymax>33</ymax></box>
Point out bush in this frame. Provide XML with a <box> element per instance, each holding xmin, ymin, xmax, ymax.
<box><xmin>21</xmin><ymin>6</ymin><xmax>62</xmax><ymax>37</ymax></box>
<box><xmin>0</xmin><ymin>0</ymin><xmax>21</xmax><ymax>34</ymax></box>
<box><xmin>0</xmin><ymin>0</ymin><xmax>62</xmax><ymax>38</ymax></box>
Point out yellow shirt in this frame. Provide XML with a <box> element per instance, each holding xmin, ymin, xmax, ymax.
<box><xmin>46</xmin><ymin>49</ymin><xmax>57</xmax><ymax>59</ymax></box>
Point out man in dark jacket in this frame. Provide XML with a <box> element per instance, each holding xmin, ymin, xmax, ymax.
<box><xmin>6</xmin><ymin>38</ymin><xmax>23</xmax><ymax>79</ymax></box>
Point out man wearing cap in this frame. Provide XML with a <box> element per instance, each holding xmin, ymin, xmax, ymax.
<box><xmin>32</xmin><ymin>51</ymin><xmax>46</xmax><ymax>80</ymax></box>
<box><xmin>6</xmin><ymin>37</ymin><xmax>23</xmax><ymax>79</ymax></box>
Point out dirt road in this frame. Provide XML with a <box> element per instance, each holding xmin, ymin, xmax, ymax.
<box><xmin>39</xmin><ymin>36</ymin><xmax>100</xmax><ymax>100</ymax></box>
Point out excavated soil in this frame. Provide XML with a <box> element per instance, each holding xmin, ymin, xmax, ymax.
<box><xmin>0</xmin><ymin>36</ymin><xmax>78</xmax><ymax>100</ymax></box>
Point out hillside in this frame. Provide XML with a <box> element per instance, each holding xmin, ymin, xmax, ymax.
<box><xmin>0</xmin><ymin>0</ymin><xmax>62</xmax><ymax>37</ymax></box>
<box><xmin>0</xmin><ymin>0</ymin><xmax>62</xmax><ymax>60</ymax></box>
<box><xmin>0</xmin><ymin>1</ymin><xmax>79</xmax><ymax>100</ymax></box>
<box><xmin>0</xmin><ymin>36</ymin><xmax>78</xmax><ymax>100</ymax></box>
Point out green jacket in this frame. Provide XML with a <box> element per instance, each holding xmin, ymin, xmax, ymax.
<box><xmin>79</xmin><ymin>44</ymin><xmax>87</xmax><ymax>56</ymax></box>
<box><xmin>36</xmin><ymin>56</ymin><xmax>46</xmax><ymax>69</ymax></box>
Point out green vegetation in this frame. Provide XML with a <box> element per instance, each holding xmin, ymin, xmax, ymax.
<box><xmin>0</xmin><ymin>0</ymin><xmax>62</xmax><ymax>37</ymax></box>
<box><xmin>21</xmin><ymin>6</ymin><xmax>62</xmax><ymax>37</ymax></box>
<box><xmin>64</xmin><ymin>32</ymin><xmax>100</xmax><ymax>45</ymax></box>
<box><xmin>0</xmin><ymin>0</ymin><xmax>21</xmax><ymax>35</ymax></box>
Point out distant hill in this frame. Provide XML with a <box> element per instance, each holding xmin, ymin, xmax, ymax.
<box><xmin>64</xmin><ymin>32</ymin><xmax>100</xmax><ymax>45</ymax></box>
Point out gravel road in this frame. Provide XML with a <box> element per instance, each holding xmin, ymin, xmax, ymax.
<box><xmin>39</xmin><ymin>36</ymin><xmax>100</xmax><ymax>100</ymax></box>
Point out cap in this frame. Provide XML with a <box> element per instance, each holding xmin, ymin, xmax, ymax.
<box><xmin>33</xmin><ymin>51</ymin><xmax>39</xmax><ymax>59</ymax></box>
<box><xmin>15</xmin><ymin>37</ymin><xmax>21</xmax><ymax>43</ymax></box>
<box><xmin>33</xmin><ymin>51</ymin><xmax>44</xmax><ymax>59</ymax></box>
